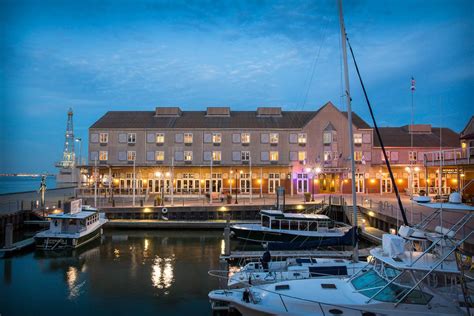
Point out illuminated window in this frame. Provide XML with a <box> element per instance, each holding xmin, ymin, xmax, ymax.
<box><xmin>156</xmin><ymin>133</ymin><xmax>165</xmax><ymax>144</ymax></box>
<box><xmin>270</xmin><ymin>133</ymin><xmax>279</xmax><ymax>144</ymax></box>
<box><xmin>184</xmin><ymin>133</ymin><xmax>193</xmax><ymax>144</ymax></box>
<box><xmin>212</xmin><ymin>151</ymin><xmax>221</xmax><ymax>161</ymax></box>
<box><xmin>270</xmin><ymin>151</ymin><xmax>279</xmax><ymax>161</ymax></box>
<box><xmin>354</xmin><ymin>151</ymin><xmax>363</xmax><ymax>162</ymax></box>
<box><xmin>324</xmin><ymin>151</ymin><xmax>332</xmax><ymax>161</ymax></box>
<box><xmin>99</xmin><ymin>151</ymin><xmax>108</xmax><ymax>161</ymax></box>
<box><xmin>127</xmin><ymin>151</ymin><xmax>136</xmax><ymax>161</ymax></box>
<box><xmin>127</xmin><ymin>133</ymin><xmax>136</xmax><ymax>144</ymax></box>
<box><xmin>409</xmin><ymin>151</ymin><xmax>417</xmax><ymax>161</ymax></box>
<box><xmin>212</xmin><ymin>133</ymin><xmax>222</xmax><ymax>144</ymax></box>
<box><xmin>241</xmin><ymin>151</ymin><xmax>250</xmax><ymax>162</ymax></box>
<box><xmin>99</xmin><ymin>133</ymin><xmax>108</xmax><ymax>144</ymax></box>
<box><xmin>184</xmin><ymin>151</ymin><xmax>193</xmax><ymax>161</ymax></box>
<box><xmin>155</xmin><ymin>151</ymin><xmax>165</xmax><ymax>161</ymax></box>
<box><xmin>241</xmin><ymin>133</ymin><xmax>250</xmax><ymax>144</ymax></box>
<box><xmin>354</xmin><ymin>133</ymin><xmax>362</xmax><ymax>145</ymax></box>
<box><xmin>298</xmin><ymin>151</ymin><xmax>306</xmax><ymax>161</ymax></box>
<box><xmin>298</xmin><ymin>133</ymin><xmax>307</xmax><ymax>145</ymax></box>
<box><xmin>323</xmin><ymin>132</ymin><xmax>332</xmax><ymax>145</ymax></box>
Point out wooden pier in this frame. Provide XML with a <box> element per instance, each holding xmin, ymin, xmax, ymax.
<box><xmin>0</xmin><ymin>237</ymin><xmax>35</xmax><ymax>258</ymax></box>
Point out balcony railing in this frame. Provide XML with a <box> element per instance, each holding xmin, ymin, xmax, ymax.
<box><xmin>423</xmin><ymin>146</ymin><xmax>473</xmax><ymax>167</ymax></box>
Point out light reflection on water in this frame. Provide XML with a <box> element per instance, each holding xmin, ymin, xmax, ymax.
<box><xmin>1</xmin><ymin>230</ymin><xmax>223</xmax><ymax>316</ymax></box>
<box><xmin>151</xmin><ymin>256</ymin><xmax>175</xmax><ymax>291</ymax></box>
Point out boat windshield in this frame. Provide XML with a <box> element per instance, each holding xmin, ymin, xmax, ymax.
<box><xmin>351</xmin><ymin>270</ymin><xmax>432</xmax><ymax>305</ymax></box>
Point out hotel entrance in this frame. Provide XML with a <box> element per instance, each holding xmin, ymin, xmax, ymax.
<box><xmin>205</xmin><ymin>173</ymin><xmax>222</xmax><ymax>193</ymax></box>
<box><xmin>297</xmin><ymin>173</ymin><xmax>309</xmax><ymax>193</ymax></box>
<box><xmin>148</xmin><ymin>179</ymin><xmax>171</xmax><ymax>194</ymax></box>
<box><xmin>318</xmin><ymin>174</ymin><xmax>338</xmax><ymax>193</ymax></box>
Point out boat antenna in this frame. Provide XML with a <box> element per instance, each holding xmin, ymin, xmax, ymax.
<box><xmin>345</xmin><ymin>34</ymin><xmax>409</xmax><ymax>226</ymax></box>
<box><xmin>337</xmin><ymin>0</ymin><xmax>358</xmax><ymax>261</ymax></box>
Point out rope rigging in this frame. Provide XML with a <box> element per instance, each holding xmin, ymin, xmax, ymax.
<box><xmin>344</xmin><ymin>33</ymin><xmax>408</xmax><ymax>226</ymax></box>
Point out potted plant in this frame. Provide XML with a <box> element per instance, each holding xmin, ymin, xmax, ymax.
<box><xmin>304</xmin><ymin>192</ymin><xmax>311</xmax><ymax>202</ymax></box>
<box><xmin>154</xmin><ymin>195</ymin><xmax>163</xmax><ymax>206</ymax></box>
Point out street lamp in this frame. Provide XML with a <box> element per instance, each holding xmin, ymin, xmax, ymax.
<box><xmin>234</xmin><ymin>169</ymin><xmax>239</xmax><ymax>204</ymax></box>
<box><xmin>306</xmin><ymin>166</ymin><xmax>321</xmax><ymax>202</ymax></box>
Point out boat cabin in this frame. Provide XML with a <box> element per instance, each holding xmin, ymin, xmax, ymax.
<box><xmin>260</xmin><ymin>210</ymin><xmax>335</xmax><ymax>231</ymax></box>
<box><xmin>48</xmin><ymin>211</ymin><xmax>100</xmax><ymax>234</ymax></box>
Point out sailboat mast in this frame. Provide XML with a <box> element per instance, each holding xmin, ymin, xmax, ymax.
<box><xmin>338</xmin><ymin>0</ymin><xmax>358</xmax><ymax>261</ymax></box>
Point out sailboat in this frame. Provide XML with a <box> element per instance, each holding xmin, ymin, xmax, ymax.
<box><xmin>208</xmin><ymin>0</ymin><xmax>473</xmax><ymax>314</ymax></box>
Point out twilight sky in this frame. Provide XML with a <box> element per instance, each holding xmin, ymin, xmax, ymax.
<box><xmin>0</xmin><ymin>0</ymin><xmax>473</xmax><ymax>173</ymax></box>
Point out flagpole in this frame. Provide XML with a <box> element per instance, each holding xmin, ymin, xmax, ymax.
<box><xmin>410</xmin><ymin>77</ymin><xmax>415</xmax><ymax>222</ymax></box>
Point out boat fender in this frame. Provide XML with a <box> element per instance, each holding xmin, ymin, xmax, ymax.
<box><xmin>161</xmin><ymin>207</ymin><xmax>168</xmax><ymax>214</ymax></box>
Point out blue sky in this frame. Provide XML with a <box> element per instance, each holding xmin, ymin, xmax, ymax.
<box><xmin>0</xmin><ymin>0</ymin><xmax>473</xmax><ymax>173</ymax></box>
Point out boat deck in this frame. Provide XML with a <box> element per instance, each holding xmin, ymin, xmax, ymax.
<box><xmin>221</xmin><ymin>248</ymin><xmax>370</xmax><ymax>261</ymax></box>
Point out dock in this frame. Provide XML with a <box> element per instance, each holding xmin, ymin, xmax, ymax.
<box><xmin>220</xmin><ymin>248</ymin><xmax>370</xmax><ymax>261</ymax></box>
<box><xmin>106</xmin><ymin>219</ymin><xmax>259</xmax><ymax>229</ymax></box>
<box><xmin>0</xmin><ymin>237</ymin><xmax>35</xmax><ymax>258</ymax></box>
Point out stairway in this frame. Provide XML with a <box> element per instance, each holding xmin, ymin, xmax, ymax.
<box><xmin>344</xmin><ymin>204</ymin><xmax>364</xmax><ymax>226</ymax></box>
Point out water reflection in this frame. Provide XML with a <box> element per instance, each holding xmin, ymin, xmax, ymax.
<box><xmin>151</xmin><ymin>255</ymin><xmax>175</xmax><ymax>291</ymax></box>
<box><xmin>66</xmin><ymin>266</ymin><xmax>85</xmax><ymax>300</ymax></box>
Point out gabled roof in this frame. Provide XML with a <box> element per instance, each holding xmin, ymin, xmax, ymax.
<box><xmin>341</xmin><ymin>112</ymin><xmax>371</xmax><ymax>129</ymax></box>
<box><xmin>373</xmin><ymin>126</ymin><xmax>459</xmax><ymax>148</ymax></box>
<box><xmin>460</xmin><ymin>116</ymin><xmax>474</xmax><ymax>140</ymax></box>
<box><xmin>90</xmin><ymin>110</ymin><xmax>319</xmax><ymax>129</ymax></box>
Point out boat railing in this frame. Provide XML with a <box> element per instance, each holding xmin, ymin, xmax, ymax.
<box><xmin>395</xmin><ymin>232</ymin><xmax>473</xmax><ymax>307</ymax></box>
<box><xmin>365</xmin><ymin>230</ymin><xmax>473</xmax><ymax>305</ymax></box>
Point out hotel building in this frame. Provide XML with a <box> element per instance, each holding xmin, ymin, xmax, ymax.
<box><xmin>82</xmin><ymin>102</ymin><xmax>470</xmax><ymax>198</ymax></box>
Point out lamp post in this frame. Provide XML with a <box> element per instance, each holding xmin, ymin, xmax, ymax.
<box><xmin>230</xmin><ymin>169</ymin><xmax>233</xmax><ymax>198</ymax></box>
<box><xmin>234</xmin><ymin>169</ymin><xmax>238</xmax><ymax>204</ymax></box>
<box><xmin>75</xmin><ymin>138</ymin><xmax>82</xmax><ymax>165</ymax></box>
<box><xmin>306</xmin><ymin>166</ymin><xmax>321</xmax><ymax>202</ymax></box>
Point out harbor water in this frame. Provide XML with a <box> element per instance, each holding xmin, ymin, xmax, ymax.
<box><xmin>0</xmin><ymin>229</ymin><xmax>223</xmax><ymax>316</ymax></box>
<box><xmin>0</xmin><ymin>176</ymin><xmax>56</xmax><ymax>195</ymax></box>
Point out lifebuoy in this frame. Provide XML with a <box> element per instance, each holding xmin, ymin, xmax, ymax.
<box><xmin>161</xmin><ymin>207</ymin><xmax>168</xmax><ymax>214</ymax></box>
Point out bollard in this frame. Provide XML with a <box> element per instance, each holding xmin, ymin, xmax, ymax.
<box><xmin>5</xmin><ymin>223</ymin><xmax>13</xmax><ymax>248</ymax></box>
<box><xmin>223</xmin><ymin>216</ymin><xmax>231</xmax><ymax>256</ymax></box>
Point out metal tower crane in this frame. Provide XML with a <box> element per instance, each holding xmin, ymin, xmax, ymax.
<box><xmin>56</xmin><ymin>108</ymin><xmax>76</xmax><ymax>168</ymax></box>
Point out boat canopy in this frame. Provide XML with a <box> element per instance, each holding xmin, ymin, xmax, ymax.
<box><xmin>48</xmin><ymin>211</ymin><xmax>97</xmax><ymax>220</ymax></box>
